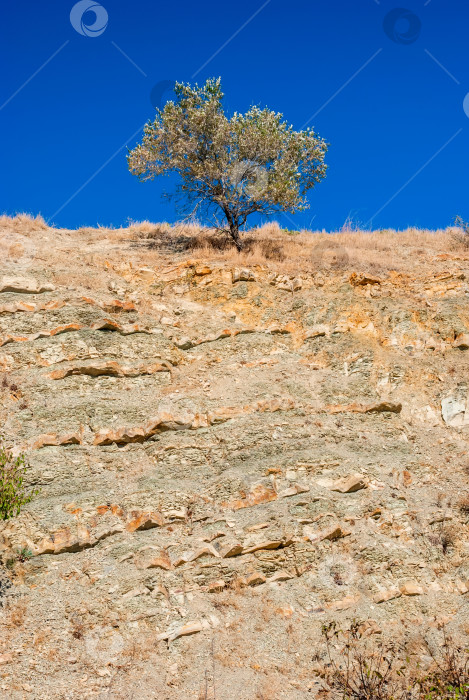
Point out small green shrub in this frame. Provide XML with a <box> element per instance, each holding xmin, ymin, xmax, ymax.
<box><xmin>5</xmin><ymin>547</ymin><xmax>33</xmax><ymax>569</ymax></box>
<box><xmin>0</xmin><ymin>436</ymin><xmax>39</xmax><ymax>520</ymax></box>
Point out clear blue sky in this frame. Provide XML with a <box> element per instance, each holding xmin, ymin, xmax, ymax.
<box><xmin>1</xmin><ymin>0</ymin><xmax>468</xmax><ymax>231</ymax></box>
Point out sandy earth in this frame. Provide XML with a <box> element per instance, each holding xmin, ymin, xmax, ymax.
<box><xmin>0</xmin><ymin>217</ymin><xmax>468</xmax><ymax>698</ymax></box>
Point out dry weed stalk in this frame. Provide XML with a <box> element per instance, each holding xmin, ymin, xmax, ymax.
<box><xmin>321</xmin><ymin>622</ymin><xmax>469</xmax><ymax>700</ymax></box>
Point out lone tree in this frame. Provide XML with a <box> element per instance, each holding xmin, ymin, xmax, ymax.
<box><xmin>128</xmin><ymin>78</ymin><xmax>328</xmax><ymax>250</ymax></box>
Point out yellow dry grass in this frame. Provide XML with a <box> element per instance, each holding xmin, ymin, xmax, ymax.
<box><xmin>123</xmin><ymin>219</ymin><xmax>463</xmax><ymax>276</ymax></box>
<box><xmin>0</xmin><ymin>213</ymin><xmax>48</xmax><ymax>233</ymax></box>
<box><xmin>0</xmin><ymin>214</ymin><xmax>466</xmax><ymax>276</ymax></box>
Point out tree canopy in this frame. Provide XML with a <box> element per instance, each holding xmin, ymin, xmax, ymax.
<box><xmin>128</xmin><ymin>78</ymin><xmax>328</xmax><ymax>250</ymax></box>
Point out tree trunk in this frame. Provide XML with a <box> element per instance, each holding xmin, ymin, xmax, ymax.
<box><xmin>229</xmin><ymin>222</ymin><xmax>243</xmax><ymax>251</ymax></box>
<box><xmin>223</xmin><ymin>208</ymin><xmax>243</xmax><ymax>251</ymax></box>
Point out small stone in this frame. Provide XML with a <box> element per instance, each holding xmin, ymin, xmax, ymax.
<box><xmin>358</xmin><ymin>620</ymin><xmax>382</xmax><ymax>636</ymax></box>
<box><xmin>232</xmin><ymin>268</ymin><xmax>256</xmax><ymax>283</ymax></box>
<box><xmin>428</xmin><ymin>581</ymin><xmax>442</xmax><ymax>592</ymax></box>
<box><xmin>441</xmin><ymin>397</ymin><xmax>467</xmax><ymax>427</ymax></box>
<box><xmin>186</xmin><ymin>544</ymin><xmax>220</xmax><ymax>562</ymax></box>
<box><xmin>453</xmin><ymin>334</ymin><xmax>469</xmax><ymax>349</ymax></box>
<box><xmin>219</xmin><ymin>542</ymin><xmax>243</xmax><ymax>558</ymax></box>
<box><xmin>122</xmin><ymin>586</ymin><xmax>150</xmax><ymax>599</ymax></box>
<box><xmin>278</xmin><ymin>483</ymin><xmax>310</xmax><ymax>498</ymax></box>
<box><xmin>208</xmin><ymin>580</ymin><xmax>226</xmax><ymax>593</ymax></box>
<box><xmin>402</xmin><ymin>470</ymin><xmax>412</xmax><ymax>486</ymax></box>
<box><xmin>173</xmin><ymin>545</ymin><xmax>218</xmax><ymax>567</ymax></box>
<box><xmin>305</xmin><ymin>523</ymin><xmax>351</xmax><ymax>542</ymax></box>
<box><xmin>268</xmin><ymin>570</ymin><xmax>294</xmax><ymax>583</ymax></box>
<box><xmin>245</xmin><ymin>522</ymin><xmax>269</xmax><ymax>532</ymax></box>
<box><xmin>304</xmin><ymin>325</ymin><xmax>328</xmax><ymax>340</ymax></box>
<box><xmin>326</xmin><ymin>595</ymin><xmax>360</xmax><ymax>611</ymax></box>
<box><xmin>374</xmin><ymin>588</ymin><xmax>402</xmax><ymax>604</ymax></box>
<box><xmin>292</xmin><ymin>277</ymin><xmax>302</xmax><ymax>291</ymax></box>
<box><xmin>157</xmin><ymin>619</ymin><xmax>209</xmax><ymax>642</ymax></box>
<box><xmin>226</xmin><ymin>483</ymin><xmax>277</xmax><ymax>510</ymax></box>
<box><xmin>276</xmin><ymin>276</ymin><xmax>293</xmax><ymax>291</ymax></box>
<box><xmin>194</xmin><ymin>265</ymin><xmax>212</xmax><ymax>276</ymax></box>
<box><xmin>242</xmin><ymin>540</ymin><xmax>283</xmax><ymax>554</ymax></box>
<box><xmin>455</xmin><ymin>580</ymin><xmax>469</xmax><ymax>594</ymax></box>
<box><xmin>137</xmin><ymin>552</ymin><xmax>172</xmax><ymax>571</ymax></box>
<box><xmin>246</xmin><ymin>572</ymin><xmax>266</xmax><ymax>587</ymax></box>
<box><xmin>165</xmin><ymin>509</ymin><xmax>187</xmax><ymax>521</ymax></box>
<box><xmin>274</xmin><ymin>605</ymin><xmax>295</xmax><ymax>618</ymax></box>
<box><xmin>126</xmin><ymin>511</ymin><xmax>164</xmax><ymax>532</ymax></box>
<box><xmin>331</xmin><ymin>473</ymin><xmax>367</xmax><ymax>493</ymax></box>
<box><xmin>400</xmin><ymin>582</ymin><xmax>424</xmax><ymax>596</ymax></box>
<box><xmin>0</xmin><ymin>276</ymin><xmax>55</xmax><ymax>294</ymax></box>
<box><xmin>349</xmin><ymin>272</ymin><xmax>382</xmax><ymax>286</ymax></box>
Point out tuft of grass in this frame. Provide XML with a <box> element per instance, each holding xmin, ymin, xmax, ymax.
<box><xmin>453</xmin><ymin>217</ymin><xmax>469</xmax><ymax>249</ymax></box>
<box><xmin>458</xmin><ymin>496</ymin><xmax>469</xmax><ymax>516</ymax></box>
<box><xmin>8</xmin><ymin>600</ymin><xmax>27</xmax><ymax>627</ymax></box>
<box><xmin>440</xmin><ymin>527</ymin><xmax>456</xmax><ymax>555</ymax></box>
<box><xmin>0</xmin><ymin>213</ymin><xmax>48</xmax><ymax>233</ymax></box>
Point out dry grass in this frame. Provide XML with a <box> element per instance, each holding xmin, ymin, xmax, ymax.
<box><xmin>0</xmin><ymin>213</ymin><xmax>48</xmax><ymax>233</ymax></box>
<box><xmin>7</xmin><ymin>600</ymin><xmax>26</xmax><ymax>627</ymax></box>
<box><xmin>458</xmin><ymin>496</ymin><xmax>469</xmax><ymax>516</ymax></box>
<box><xmin>0</xmin><ymin>214</ymin><xmax>465</xmax><ymax>278</ymax></box>
<box><xmin>125</xmin><ymin>219</ymin><xmax>459</xmax><ymax>274</ymax></box>
<box><xmin>452</xmin><ymin>217</ymin><xmax>469</xmax><ymax>248</ymax></box>
<box><xmin>322</xmin><ymin>621</ymin><xmax>469</xmax><ymax>700</ymax></box>
<box><xmin>180</xmin><ymin>224</ymin><xmax>459</xmax><ymax>275</ymax></box>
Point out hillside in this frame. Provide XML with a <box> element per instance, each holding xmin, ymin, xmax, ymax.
<box><xmin>0</xmin><ymin>215</ymin><xmax>468</xmax><ymax>699</ymax></box>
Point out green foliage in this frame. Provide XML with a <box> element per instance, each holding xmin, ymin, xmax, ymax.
<box><xmin>5</xmin><ymin>547</ymin><xmax>33</xmax><ymax>569</ymax></box>
<box><xmin>128</xmin><ymin>78</ymin><xmax>328</xmax><ymax>250</ymax></box>
<box><xmin>0</xmin><ymin>436</ymin><xmax>39</xmax><ymax>520</ymax></box>
<box><xmin>415</xmin><ymin>629</ymin><xmax>469</xmax><ymax>700</ymax></box>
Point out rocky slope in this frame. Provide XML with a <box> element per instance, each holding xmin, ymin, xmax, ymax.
<box><xmin>0</xmin><ymin>219</ymin><xmax>468</xmax><ymax>698</ymax></box>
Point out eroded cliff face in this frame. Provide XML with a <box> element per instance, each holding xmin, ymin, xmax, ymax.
<box><xmin>0</xmin><ymin>220</ymin><xmax>468</xmax><ymax>698</ymax></box>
